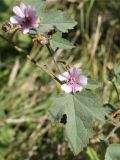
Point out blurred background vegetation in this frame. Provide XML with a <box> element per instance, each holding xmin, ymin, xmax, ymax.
<box><xmin>0</xmin><ymin>0</ymin><xmax>120</xmax><ymax>159</ymax></box>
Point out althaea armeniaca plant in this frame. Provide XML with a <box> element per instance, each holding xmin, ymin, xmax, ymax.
<box><xmin>1</xmin><ymin>0</ymin><xmax>107</xmax><ymax>156</ymax></box>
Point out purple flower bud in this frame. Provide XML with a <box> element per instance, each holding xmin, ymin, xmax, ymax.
<box><xmin>10</xmin><ymin>3</ymin><xmax>39</xmax><ymax>34</ymax></box>
<box><xmin>58</xmin><ymin>67</ymin><xmax>87</xmax><ymax>93</ymax></box>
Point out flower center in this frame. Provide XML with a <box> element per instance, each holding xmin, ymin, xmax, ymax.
<box><xmin>69</xmin><ymin>76</ymin><xmax>76</xmax><ymax>84</ymax></box>
<box><xmin>22</xmin><ymin>17</ymin><xmax>32</xmax><ymax>27</ymax></box>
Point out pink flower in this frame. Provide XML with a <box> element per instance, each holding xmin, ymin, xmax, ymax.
<box><xmin>10</xmin><ymin>3</ymin><xmax>39</xmax><ymax>34</ymax></box>
<box><xmin>58</xmin><ymin>67</ymin><xmax>87</xmax><ymax>94</ymax></box>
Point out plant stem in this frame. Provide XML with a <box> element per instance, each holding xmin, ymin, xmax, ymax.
<box><xmin>46</xmin><ymin>44</ymin><xmax>61</xmax><ymax>74</ymax></box>
<box><xmin>105</xmin><ymin>114</ymin><xmax>120</xmax><ymax>140</ymax></box>
<box><xmin>105</xmin><ymin>114</ymin><xmax>118</xmax><ymax>126</ymax></box>
<box><xmin>27</xmin><ymin>55</ymin><xmax>62</xmax><ymax>84</ymax></box>
<box><xmin>106</xmin><ymin>123</ymin><xmax>120</xmax><ymax>140</ymax></box>
<box><xmin>0</xmin><ymin>33</ymin><xmax>62</xmax><ymax>84</ymax></box>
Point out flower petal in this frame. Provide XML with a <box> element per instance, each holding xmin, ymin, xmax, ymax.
<box><xmin>20</xmin><ymin>2</ymin><xmax>26</xmax><ymax>13</ymax></box>
<box><xmin>28</xmin><ymin>6</ymin><xmax>36</xmax><ymax>17</ymax></box>
<box><xmin>74</xmin><ymin>84</ymin><xmax>83</xmax><ymax>93</ymax></box>
<box><xmin>10</xmin><ymin>16</ymin><xmax>21</xmax><ymax>24</ymax></box>
<box><xmin>32</xmin><ymin>22</ymin><xmax>39</xmax><ymax>28</ymax></box>
<box><xmin>21</xmin><ymin>28</ymin><xmax>29</xmax><ymax>34</ymax></box>
<box><xmin>61</xmin><ymin>84</ymin><xmax>72</xmax><ymax>93</ymax></box>
<box><xmin>58</xmin><ymin>71</ymin><xmax>70</xmax><ymax>81</ymax></box>
<box><xmin>70</xmin><ymin>67</ymin><xmax>81</xmax><ymax>78</ymax></box>
<box><xmin>13</xmin><ymin>6</ymin><xmax>25</xmax><ymax>18</ymax></box>
<box><xmin>79</xmin><ymin>75</ymin><xmax>87</xmax><ymax>86</ymax></box>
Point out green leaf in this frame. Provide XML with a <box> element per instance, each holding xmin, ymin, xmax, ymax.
<box><xmin>38</xmin><ymin>9</ymin><xmax>77</xmax><ymax>33</ymax></box>
<box><xmin>49</xmin><ymin>91</ymin><xmax>105</xmax><ymax>155</ymax></box>
<box><xmin>23</xmin><ymin>0</ymin><xmax>77</xmax><ymax>34</ymax></box>
<box><xmin>85</xmin><ymin>79</ymin><xmax>100</xmax><ymax>90</ymax></box>
<box><xmin>113</xmin><ymin>65</ymin><xmax>120</xmax><ymax>84</ymax></box>
<box><xmin>105</xmin><ymin>144</ymin><xmax>120</xmax><ymax>160</ymax></box>
<box><xmin>50</xmin><ymin>32</ymin><xmax>74</xmax><ymax>51</ymax></box>
<box><xmin>114</xmin><ymin>65</ymin><xmax>120</xmax><ymax>76</ymax></box>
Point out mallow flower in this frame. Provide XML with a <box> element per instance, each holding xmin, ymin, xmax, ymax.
<box><xmin>10</xmin><ymin>3</ymin><xmax>39</xmax><ymax>34</ymax></box>
<box><xmin>58</xmin><ymin>67</ymin><xmax>87</xmax><ymax>94</ymax></box>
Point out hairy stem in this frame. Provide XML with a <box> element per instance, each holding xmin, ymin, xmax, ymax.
<box><xmin>46</xmin><ymin>44</ymin><xmax>61</xmax><ymax>74</ymax></box>
<box><xmin>27</xmin><ymin>55</ymin><xmax>62</xmax><ymax>84</ymax></box>
<box><xmin>106</xmin><ymin>123</ymin><xmax>120</xmax><ymax>140</ymax></box>
<box><xmin>0</xmin><ymin>33</ymin><xmax>62</xmax><ymax>84</ymax></box>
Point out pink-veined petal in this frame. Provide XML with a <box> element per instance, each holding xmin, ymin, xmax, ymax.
<box><xmin>58</xmin><ymin>75</ymin><xmax>67</xmax><ymax>81</ymax></box>
<box><xmin>70</xmin><ymin>67</ymin><xmax>81</xmax><ymax>78</ymax></box>
<box><xmin>21</xmin><ymin>28</ymin><xmax>29</xmax><ymax>34</ymax></box>
<box><xmin>61</xmin><ymin>84</ymin><xmax>72</xmax><ymax>93</ymax></box>
<box><xmin>58</xmin><ymin>71</ymin><xmax>70</xmax><ymax>81</ymax></box>
<box><xmin>72</xmin><ymin>84</ymin><xmax>83</xmax><ymax>93</ymax></box>
<box><xmin>26</xmin><ymin>5</ymin><xmax>34</xmax><ymax>17</ymax></box>
<box><xmin>79</xmin><ymin>75</ymin><xmax>87</xmax><ymax>86</ymax></box>
<box><xmin>13</xmin><ymin>6</ymin><xmax>25</xmax><ymax>18</ymax></box>
<box><xmin>20</xmin><ymin>2</ymin><xmax>26</xmax><ymax>13</ymax></box>
<box><xmin>28</xmin><ymin>6</ymin><xmax>35</xmax><ymax>16</ymax></box>
<box><xmin>28</xmin><ymin>8</ymin><xmax>38</xmax><ymax>26</ymax></box>
<box><xmin>10</xmin><ymin>16</ymin><xmax>21</xmax><ymax>24</ymax></box>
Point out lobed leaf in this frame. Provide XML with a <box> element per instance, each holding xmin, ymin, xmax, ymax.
<box><xmin>50</xmin><ymin>32</ymin><xmax>74</xmax><ymax>51</ymax></box>
<box><xmin>105</xmin><ymin>144</ymin><xmax>120</xmax><ymax>160</ymax></box>
<box><xmin>38</xmin><ymin>9</ymin><xmax>77</xmax><ymax>34</ymax></box>
<box><xmin>49</xmin><ymin>91</ymin><xmax>105</xmax><ymax>155</ymax></box>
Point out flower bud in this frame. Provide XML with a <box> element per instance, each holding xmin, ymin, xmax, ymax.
<box><xmin>107</xmin><ymin>62</ymin><xmax>114</xmax><ymax>71</ymax></box>
<box><xmin>33</xmin><ymin>35</ymin><xmax>48</xmax><ymax>45</ymax></box>
<box><xmin>2</xmin><ymin>22</ymin><xmax>13</xmax><ymax>32</ymax></box>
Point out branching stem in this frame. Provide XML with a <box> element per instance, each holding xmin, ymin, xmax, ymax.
<box><xmin>0</xmin><ymin>33</ymin><xmax>62</xmax><ymax>84</ymax></box>
<box><xmin>27</xmin><ymin>55</ymin><xmax>62</xmax><ymax>84</ymax></box>
<box><xmin>106</xmin><ymin>124</ymin><xmax>120</xmax><ymax>140</ymax></box>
